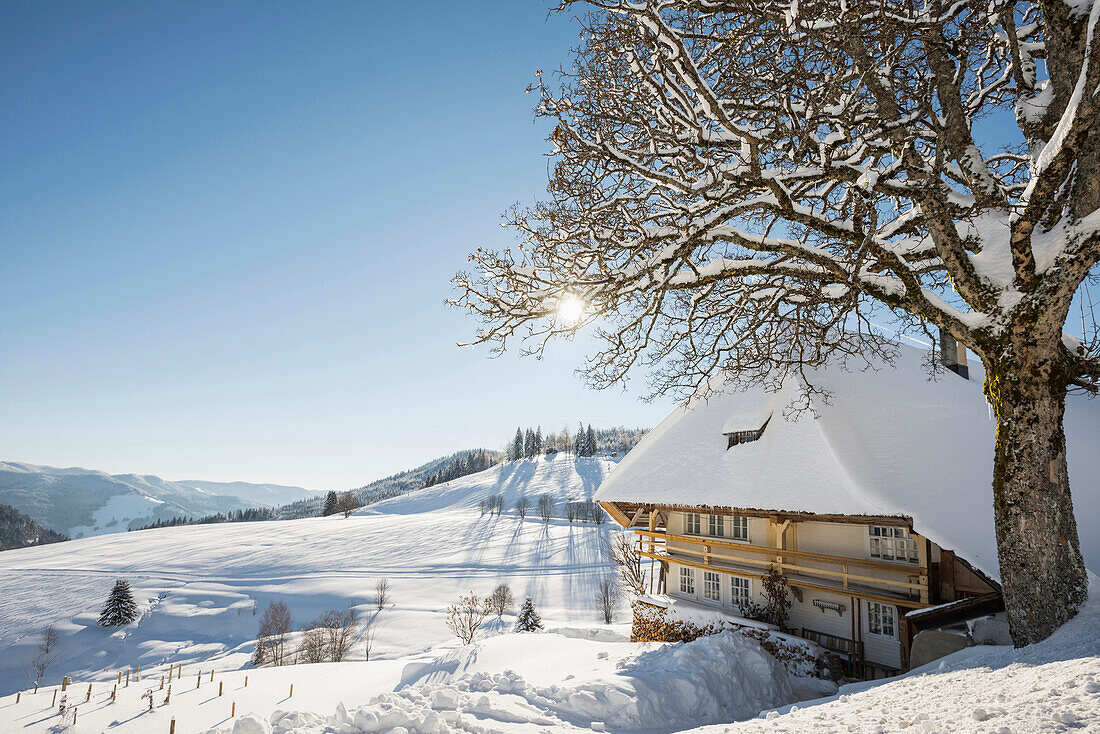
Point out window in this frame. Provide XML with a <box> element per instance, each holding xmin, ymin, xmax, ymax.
<box><xmin>679</xmin><ymin>567</ymin><xmax>695</xmax><ymax>595</ymax></box>
<box><xmin>686</xmin><ymin>513</ymin><xmax>702</xmax><ymax>535</ymax></box>
<box><xmin>708</xmin><ymin>514</ymin><xmax>724</xmax><ymax>537</ymax></box>
<box><xmin>869</xmin><ymin>525</ymin><xmax>918</xmax><ymax>564</ymax></box>
<box><xmin>730</xmin><ymin>515</ymin><xmax>749</xmax><ymax>541</ymax></box>
<box><xmin>730</xmin><ymin>576</ymin><xmax>751</xmax><ymax>608</ymax></box>
<box><xmin>703</xmin><ymin>571</ymin><xmax>721</xmax><ymax>601</ymax></box>
<box><xmin>725</xmin><ymin>418</ymin><xmax>771</xmax><ymax>449</ymax></box>
<box><xmin>867</xmin><ymin>601</ymin><xmax>896</xmax><ymax>637</ymax></box>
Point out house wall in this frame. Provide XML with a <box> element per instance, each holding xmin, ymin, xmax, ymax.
<box><xmin>662</xmin><ymin>511</ymin><xmax>912</xmax><ymax>671</ymax></box>
<box><xmin>668</xmin><ymin>561</ymin><xmax>903</xmax><ymax>671</ymax></box>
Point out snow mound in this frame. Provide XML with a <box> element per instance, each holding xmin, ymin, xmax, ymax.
<box><xmin>686</xmin><ymin>573</ymin><xmax>1100</xmax><ymax>734</ymax></box>
<box><xmin>210</xmin><ymin>632</ymin><xmax>806</xmax><ymax>733</ymax></box>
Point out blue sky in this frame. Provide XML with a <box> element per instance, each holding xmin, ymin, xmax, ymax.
<box><xmin>0</xmin><ymin>1</ymin><xmax>675</xmax><ymax>489</ymax></box>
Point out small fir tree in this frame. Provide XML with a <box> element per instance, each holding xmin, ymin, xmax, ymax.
<box><xmin>586</xmin><ymin>425</ymin><xmax>597</xmax><ymax>456</ymax></box>
<box><xmin>514</xmin><ymin>597</ymin><xmax>542</xmax><ymax>632</ymax></box>
<box><xmin>322</xmin><ymin>491</ymin><xmax>338</xmax><ymax>517</ymax></box>
<box><xmin>512</xmin><ymin>428</ymin><xmax>524</xmax><ymax>461</ymax></box>
<box><xmin>99</xmin><ymin>579</ymin><xmax>139</xmax><ymax>627</ymax></box>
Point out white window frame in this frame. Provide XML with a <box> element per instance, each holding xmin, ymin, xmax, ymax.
<box><xmin>730</xmin><ymin>515</ymin><xmax>749</xmax><ymax>541</ymax></box>
<box><xmin>868</xmin><ymin>525</ymin><xmax>919</xmax><ymax>564</ymax></box>
<box><xmin>679</xmin><ymin>566</ymin><xmax>695</xmax><ymax>595</ymax></box>
<box><xmin>866</xmin><ymin>601</ymin><xmax>897</xmax><ymax>638</ymax></box>
<box><xmin>703</xmin><ymin>570</ymin><xmax>721</xmax><ymax>602</ymax></box>
<box><xmin>730</xmin><ymin>576</ymin><xmax>751</xmax><ymax>608</ymax></box>
<box><xmin>685</xmin><ymin>513</ymin><xmax>702</xmax><ymax>535</ymax></box>
<box><xmin>708</xmin><ymin>514</ymin><xmax>724</xmax><ymax>537</ymax></box>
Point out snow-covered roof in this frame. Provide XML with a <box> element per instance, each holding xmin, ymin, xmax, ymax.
<box><xmin>595</xmin><ymin>345</ymin><xmax>1100</xmax><ymax>580</ymax></box>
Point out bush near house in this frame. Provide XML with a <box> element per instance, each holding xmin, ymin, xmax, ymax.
<box><xmin>631</xmin><ymin>599</ymin><xmax>826</xmax><ymax>679</ymax></box>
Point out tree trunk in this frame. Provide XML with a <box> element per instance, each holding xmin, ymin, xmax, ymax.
<box><xmin>985</xmin><ymin>352</ymin><xmax>1088</xmax><ymax>647</ymax></box>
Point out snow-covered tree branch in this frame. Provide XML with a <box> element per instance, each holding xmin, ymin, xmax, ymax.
<box><xmin>453</xmin><ymin>0</ymin><xmax>1100</xmax><ymax>645</ymax></box>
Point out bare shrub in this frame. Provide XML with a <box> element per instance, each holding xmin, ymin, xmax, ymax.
<box><xmin>257</xmin><ymin>600</ymin><xmax>293</xmax><ymax>666</ymax></box>
<box><xmin>296</xmin><ymin>626</ymin><xmax>328</xmax><ymax>664</ymax></box>
<box><xmin>595</xmin><ymin>577</ymin><xmax>621</xmax><ymax>624</ymax></box>
<box><xmin>18</xmin><ymin>624</ymin><xmax>59</xmax><ymax>692</ymax></box>
<box><xmin>603</xmin><ymin>533</ymin><xmax>646</xmax><ymax>596</ymax></box>
<box><xmin>317</xmin><ymin>607</ymin><xmax>359</xmax><ymax>662</ymax></box>
<box><xmin>487</xmin><ymin>584</ymin><xmax>514</xmax><ymax>618</ymax></box>
<box><xmin>537</xmin><ymin>494</ymin><xmax>553</xmax><ymax>522</ymax></box>
<box><xmin>337</xmin><ymin>491</ymin><xmax>360</xmax><ymax>518</ymax></box>
<box><xmin>375</xmin><ymin>579</ymin><xmax>391</xmax><ymax>610</ymax></box>
<box><xmin>514</xmin><ymin>496</ymin><xmax>530</xmax><ymax>519</ymax></box>
<box><xmin>564</xmin><ymin>502</ymin><xmax>579</xmax><ymax>523</ymax></box>
<box><xmin>445</xmin><ymin>592</ymin><xmax>492</xmax><ymax>645</ymax></box>
<box><xmin>363</xmin><ymin>611</ymin><xmax>379</xmax><ymax>661</ymax></box>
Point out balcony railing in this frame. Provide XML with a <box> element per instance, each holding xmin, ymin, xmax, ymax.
<box><xmin>635</xmin><ymin>528</ymin><xmax>929</xmax><ymax>605</ymax></box>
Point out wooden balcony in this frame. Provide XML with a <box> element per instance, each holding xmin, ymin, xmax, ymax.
<box><xmin>635</xmin><ymin>528</ymin><xmax>930</xmax><ymax>608</ymax></box>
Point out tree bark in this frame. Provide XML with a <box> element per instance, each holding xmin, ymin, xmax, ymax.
<box><xmin>985</xmin><ymin>349</ymin><xmax>1088</xmax><ymax>647</ymax></box>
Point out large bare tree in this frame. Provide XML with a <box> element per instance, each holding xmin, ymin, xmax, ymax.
<box><xmin>454</xmin><ymin>0</ymin><xmax>1100</xmax><ymax>645</ymax></box>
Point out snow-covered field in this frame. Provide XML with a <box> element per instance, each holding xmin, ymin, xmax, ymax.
<box><xmin>1</xmin><ymin>453</ymin><xmax>1097</xmax><ymax>734</ymax></box>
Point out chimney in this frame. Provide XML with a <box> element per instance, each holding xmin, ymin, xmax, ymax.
<box><xmin>939</xmin><ymin>329</ymin><xmax>969</xmax><ymax>380</ymax></box>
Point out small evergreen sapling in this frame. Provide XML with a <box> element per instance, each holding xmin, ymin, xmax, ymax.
<box><xmin>514</xmin><ymin>597</ymin><xmax>542</xmax><ymax>632</ymax></box>
<box><xmin>99</xmin><ymin>579</ymin><xmax>139</xmax><ymax>627</ymax></box>
<box><xmin>322</xmin><ymin>491</ymin><xmax>338</xmax><ymax>516</ymax></box>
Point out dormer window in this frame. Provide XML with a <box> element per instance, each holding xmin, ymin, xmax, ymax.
<box><xmin>725</xmin><ymin>417</ymin><xmax>770</xmax><ymax>449</ymax></box>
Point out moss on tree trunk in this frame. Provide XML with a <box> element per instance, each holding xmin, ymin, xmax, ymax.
<box><xmin>984</xmin><ymin>348</ymin><xmax>1087</xmax><ymax>646</ymax></box>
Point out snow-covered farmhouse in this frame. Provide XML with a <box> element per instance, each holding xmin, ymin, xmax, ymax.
<box><xmin>596</xmin><ymin>340</ymin><xmax>1100</xmax><ymax>679</ymax></box>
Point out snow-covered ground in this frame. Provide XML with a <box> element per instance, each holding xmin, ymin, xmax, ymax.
<box><xmin>1</xmin><ymin>453</ymin><xmax>1097</xmax><ymax>734</ymax></box>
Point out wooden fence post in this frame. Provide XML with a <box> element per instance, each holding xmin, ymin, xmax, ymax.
<box><xmin>73</xmin><ymin>707</ymin><xmax>77</xmax><ymax>725</ymax></box>
<box><xmin>126</xmin><ymin>669</ymin><xmax>130</xmax><ymax>687</ymax></box>
<box><xmin>244</xmin><ymin>675</ymin><xmax>248</xmax><ymax>687</ymax></box>
<box><xmin>117</xmin><ymin>671</ymin><xmax>122</xmax><ymax>684</ymax></box>
<box><xmin>112</xmin><ymin>685</ymin><xmax>117</xmax><ymax>702</ymax></box>
<box><xmin>289</xmin><ymin>683</ymin><xmax>293</xmax><ymax>698</ymax></box>
<box><xmin>61</xmin><ymin>677</ymin><xmax>68</xmax><ymax>692</ymax></box>
<box><xmin>231</xmin><ymin>701</ymin><xmax>236</xmax><ymax>717</ymax></box>
<box><xmin>196</xmin><ymin>671</ymin><xmax>201</xmax><ymax>688</ymax></box>
<box><xmin>86</xmin><ymin>683</ymin><xmax>92</xmax><ymax>701</ymax></box>
<box><xmin>218</xmin><ymin>681</ymin><xmax>223</xmax><ymax>696</ymax></box>
<box><xmin>160</xmin><ymin>676</ymin><xmax>165</xmax><ymax>690</ymax></box>
<box><xmin>170</xmin><ymin>718</ymin><xmax>176</xmax><ymax>734</ymax></box>
<box><xmin>52</xmin><ymin>690</ymin><xmax>57</xmax><ymax>706</ymax></box>
<box><xmin>15</xmin><ymin>692</ymin><xmax>20</xmax><ymax>704</ymax></box>
<box><xmin>209</xmin><ymin>670</ymin><xmax>214</xmax><ymax>683</ymax></box>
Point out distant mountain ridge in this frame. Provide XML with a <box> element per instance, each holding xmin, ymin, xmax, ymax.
<box><xmin>0</xmin><ymin>462</ymin><xmax>320</xmax><ymax>539</ymax></box>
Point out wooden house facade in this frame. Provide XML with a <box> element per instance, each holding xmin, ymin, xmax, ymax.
<box><xmin>593</xmin><ymin>342</ymin><xmax>1100</xmax><ymax>678</ymax></box>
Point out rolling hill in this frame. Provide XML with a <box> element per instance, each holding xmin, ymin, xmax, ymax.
<box><xmin>0</xmin><ymin>462</ymin><xmax>321</xmax><ymax>538</ymax></box>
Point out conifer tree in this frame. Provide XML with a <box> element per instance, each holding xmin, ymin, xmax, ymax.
<box><xmin>586</xmin><ymin>425</ymin><xmax>597</xmax><ymax>456</ymax></box>
<box><xmin>512</xmin><ymin>428</ymin><xmax>524</xmax><ymax>461</ymax></box>
<box><xmin>524</xmin><ymin>428</ymin><xmax>535</xmax><ymax>457</ymax></box>
<box><xmin>534</xmin><ymin>426</ymin><xmax>543</xmax><ymax>456</ymax></box>
<box><xmin>514</xmin><ymin>597</ymin><xmax>543</xmax><ymax>632</ymax></box>
<box><xmin>98</xmin><ymin>579</ymin><xmax>139</xmax><ymax>628</ymax></box>
<box><xmin>322</xmin><ymin>491</ymin><xmax>338</xmax><ymax>517</ymax></box>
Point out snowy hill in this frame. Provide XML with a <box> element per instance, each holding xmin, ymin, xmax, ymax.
<box><xmin>0</xmin><ymin>462</ymin><xmax>320</xmax><ymax>538</ymax></box>
<box><xmin>1</xmin><ymin>453</ymin><xmax>1095</xmax><ymax>733</ymax></box>
<box><xmin>0</xmin><ymin>455</ymin><xmax>642</xmax><ymax>729</ymax></box>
